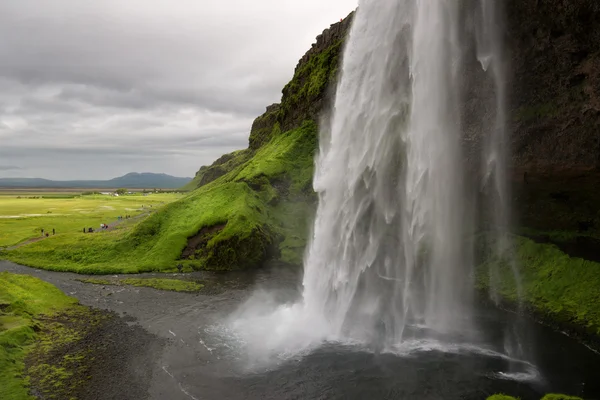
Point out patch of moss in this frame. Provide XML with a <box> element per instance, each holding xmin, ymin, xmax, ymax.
<box><xmin>515</xmin><ymin>102</ymin><xmax>557</xmax><ymax>122</ymax></box>
<box><xmin>78</xmin><ymin>277</ymin><xmax>203</xmax><ymax>292</ymax></box>
<box><xmin>249</xmin><ymin>106</ymin><xmax>281</xmax><ymax>150</ymax></box>
<box><xmin>182</xmin><ymin>149</ymin><xmax>254</xmax><ymax>191</ymax></box>
<box><xmin>486</xmin><ymin>395</ymin><xmax>519</xmax><ymax>400</ymax></box>
<box><xmin>0</xmin><ymin>272</ymin><xmax>79</xmax><ymax>399</ymax></box>
<box><xmin>541</xmin><ymin>394</ymin><xmax>583</xmax><ymax>400</ymax></box>
<box><xmin>26</xmin><ymin>308</ymin><xmax>111</xmax><ymax>400</ymax></box>
<box><xmin>477</xmin><ymin>236</ymin><xmax>600</xmax><ymax>336</ymax></box>
<box><xmin>279</xmin><ymin>40</ymin><xmax>344</xmax><ymax>125</ymax></box>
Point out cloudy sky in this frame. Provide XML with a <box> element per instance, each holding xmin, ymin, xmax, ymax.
<box><xmin>0</xmin><ymin>0</ymin><xmax>356</xmax><ymax>180</ymax></box>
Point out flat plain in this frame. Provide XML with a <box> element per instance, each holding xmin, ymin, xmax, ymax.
<box><xmin>0</xmin><ymin>189</ymin><xmax>181</xmax><ymax>248</ymax></box>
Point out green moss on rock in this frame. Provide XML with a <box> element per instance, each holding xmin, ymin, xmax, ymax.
<box><xmin>249</xmin><ymin>104</ymin><xmax>281</xmax><ymax>150</ymax></box>
<box><xmin>78</xmin><ymin>277</ymin><xmax>204</xmax><ymax>292</ymax></box>
<box><xmin>486</xmin><ymin>395</ymin><xmax>519</xmax><ymax>400</ymax></box>
<box><xmin>0</xmin><ymin>272</ymin><xmax>79</xmax><ymax>399</ymax></box>
<box><xmin>4</xmin><ymin>14</ymin><xmax>352</xmax><ymax>273</ymax></box>
<box><xmin>540</xmin><ymin>395</ymin><xmax>583</xmax><ymax>400</ymax></box>
<box><xmin>477</xmin><ymin>235</ymin><xmax>600</xmax><ymax>337</ymax></box>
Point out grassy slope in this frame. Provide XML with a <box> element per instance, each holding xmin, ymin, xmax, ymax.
<box><xmin>1</xmin><ymin>17</ymin><xmax>344</xmax><ymax>273</ymax></box>
<box><xmin>182</xmin><ymin>149</ymin><xmax>253</xmax><ymax>192</ymax></box>
<box><xmin>0</xmin><ymin>272</ymin><xmax>78</xmax><ymax>399</ymax></box>
<box><xmin>2</xmin><ymin>121</ymin><xmax>318</xmax><ymax>273</ymax></box>
<box><xmin>477</xmin><ymin>236</ymin><xmax>600</xmax><ymax>336</ymax></box>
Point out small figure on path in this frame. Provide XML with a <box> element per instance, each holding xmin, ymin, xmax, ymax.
<box><xmin>52</xmin><ymin>228</ymin><xmax>55</xmax><ymax>235</ymax></box>
<box><xmin>177</xmin><ymin>264</ymin><xmax>183</xmax><ymax>273</ymax></box>
<box><xmin>41</xmin><ymin>228</ymin><xmax>44</xmax><ymax>236</ymax></box>
<box><xmin>45</xmin><ymin>233</ymin><xmax>49</xmax><ymax>237</ymax></box>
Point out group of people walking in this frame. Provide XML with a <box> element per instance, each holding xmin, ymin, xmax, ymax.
<box><xmin>82</xmin><ymin>215</ymin><xmax>132</xmax><ymax>234</ymax></box>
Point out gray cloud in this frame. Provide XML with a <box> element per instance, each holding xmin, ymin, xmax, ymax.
<box><xmin>0</xmin><ymin>0</ymin><xmax>356</xmax><ymax>180</ymax></box>
<box><xmin>0</xmin><ymin>165</ymin><xmax>21</xmax><ymax>171</ymax></box>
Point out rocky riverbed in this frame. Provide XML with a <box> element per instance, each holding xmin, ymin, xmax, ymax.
<box><xmin>2</xmin><ymin>260</ymin><xmax>600</xmax><ymax>400</ymax></box>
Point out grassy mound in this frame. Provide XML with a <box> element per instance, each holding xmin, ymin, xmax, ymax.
<box><xmin>2</xmin><ymin>121</ymin><xmax>319</xmax><ymax>273</ymax></box>
<box><xmin>0</xmin><ymin>272</ymin><xmax>78</xmax><ymax>399</ymax></box>
<box><xmin>477</xmin><ymin>236</ymin><xmax>600</xmax><ymax>336</ymax></box>
<box><xmin>78</xmin><ymin>277</ymin><xmax>203</xmax><ymax>292</ymax></box>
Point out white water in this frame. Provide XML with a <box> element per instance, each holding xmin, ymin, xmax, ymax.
<box><xmin>303</xmin><ymin>0</ymin><xmax>470</xmax><ymax>346</ymax></box>
<box><xmin>230</xmin><ymin>0</ymin><xmax>511</xmax><ymax>361</ymax></box>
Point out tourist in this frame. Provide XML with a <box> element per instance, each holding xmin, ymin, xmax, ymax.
<box><xmin>52</xmin><ymin>228</ymin><xmax>55</xmax><ymax>235</ymax></box>
<box><xmin>41</xmin><ymin>228</ymin><xmax>44</xmax><ymax>236</ymax></box>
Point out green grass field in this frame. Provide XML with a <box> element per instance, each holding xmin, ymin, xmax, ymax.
<box><xmin>0</xmin><ymin>272</ymin><xmax>79</xmax><ymax>399</ymax></box>
<box><xmin>0</xmin><ymin>192</ymin><xmax>181</xmax><ymax>248</ymax></box>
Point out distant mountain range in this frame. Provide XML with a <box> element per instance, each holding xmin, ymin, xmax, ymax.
<box><xmin>0</xmin><ymin>173</ymin><xmax>192</xmax><ymax>189</ymax></box>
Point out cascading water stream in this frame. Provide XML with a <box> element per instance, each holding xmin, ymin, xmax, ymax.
<box><xmin>475</xmin><ymin>0</ymin><xmax>527</xmax><ymax>362</ymax></box>
<box><xmin>303</xmin><ymin>0</ymin><xmax>472</xmax><ymax>347</ymax></box>
<box><xmin>229</xmin><ymin>0</ymin><xmax>519</xmax><ymax>362</ymax></box>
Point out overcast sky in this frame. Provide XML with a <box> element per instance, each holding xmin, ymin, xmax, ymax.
<box><xmin>0</xmin><ymin>0</ymin><xmax>356</xmax><ymax>180</ymax></box>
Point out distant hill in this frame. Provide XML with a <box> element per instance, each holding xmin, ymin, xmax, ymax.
<box><xmin>0</xmin><ymin>173</ymin><xmax>192</xmax><ymax>189</ymax></box>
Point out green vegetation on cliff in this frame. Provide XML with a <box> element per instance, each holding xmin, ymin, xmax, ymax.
<box><xmin>477</xmin><ymin>236</ymin><xmax>600</xmax><ymax>337</ymax></box>
<box><xmin>1</xmin><ymin>15</ymin><xmax>351</xmax><ymax>273</ymax></box>
<box><xmin>2</xmin><ymin>120</ymin><xmax>319</xmax><ymax>273</ymax></box>
<box><xmin>0</xmin><ymin>272</ymin><xmax>78</xmax><ymax>399</ymax></box>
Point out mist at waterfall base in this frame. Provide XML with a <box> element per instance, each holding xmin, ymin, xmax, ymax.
<box><xmin>217</xmin><ymin>1</ymin><xmax>592</xmax><ymax>397</ymax></box>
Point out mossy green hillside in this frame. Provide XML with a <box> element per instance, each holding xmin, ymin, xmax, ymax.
<box><xmin>477</xmin><ymin>236</ymin><xmax>600</xmax><ymax>336</ymax></box>
<box><xmin>2</xmin><ymin>18</ymin><xmax>349</xmax><ymax>273</ymax></box>
<box><xmin>182</xmin><ymin>149</ymin><xmax>253</xmax><ymax>191</ymax></box>
<box><xmin>279</xmin><ymin>39</ymin><xmax>344</xmax><ymax>128</ymax></box>
<box><xmin>0</xmin><ymin>272</ymin><xmax>78</xmax><ymax>399</ymax></box>
<box><xmin>78</xmin><ymin>277</ymin><xmax>204</xmax><ymax>292</ymax></box>
<box><xmin>3</xmin><ymin>121</ymin><xmax>319</xmax><ymax>272</ymax></box>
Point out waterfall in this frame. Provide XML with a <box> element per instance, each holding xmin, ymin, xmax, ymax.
<box><xmin>230</xmin><ymin>0</ymin><xmax>513</xmax><ymax>358</ymax></box>
<box><xmin>302</xmin><ymin>0</ymin><xmax>509</xmax><ymax>347</ymax></box>
<box><xmin>475</xmin><ymin>0</ymin><xmax>526</xmax><ymax>361</ymax></box>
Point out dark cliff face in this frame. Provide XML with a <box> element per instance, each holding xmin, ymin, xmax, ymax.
<box><xmin>192</xmin><ymin>4</ymin><xmax>598</xmax><ymax>234</ymax></box>
<box><xmin>507</xmin><ymin>0</ymin><xmax>600</xmax><ymax>174</ymax></box>
<box><xmin>458</xmin><ymin>0</ymin><xmax>600</xmax><ymax>234</ymax></box>
<box><xmin>506</xmin><ymin>0</ymin><xmax>600</xmax><ymax>234</ymax></box>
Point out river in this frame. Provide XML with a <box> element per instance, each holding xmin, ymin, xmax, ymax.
<box><xmin>1</xmin><ymin>260</ymin><xmax>599</xmax><ymax>400</ymax></box>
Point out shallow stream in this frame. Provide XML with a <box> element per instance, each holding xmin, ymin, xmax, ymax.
<box><xmin>1</xmin><ymin>261</ymin><xmax>599</xmax><ymax>400</ymax></box>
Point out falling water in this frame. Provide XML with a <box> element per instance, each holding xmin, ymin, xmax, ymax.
<box><xmin>302</xmin><ymin>0</ymin><xmax>474</xmax><ymax>348</ymax></box>
<box><xmin>475</xmin><ymin>0</ymin><xmax>526</xmax><ymax>360</ymax></box>
<box><xmin>230</xmin><ymin>0</ymin><xmax>513</xmax><ymax>358</ymax></box>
